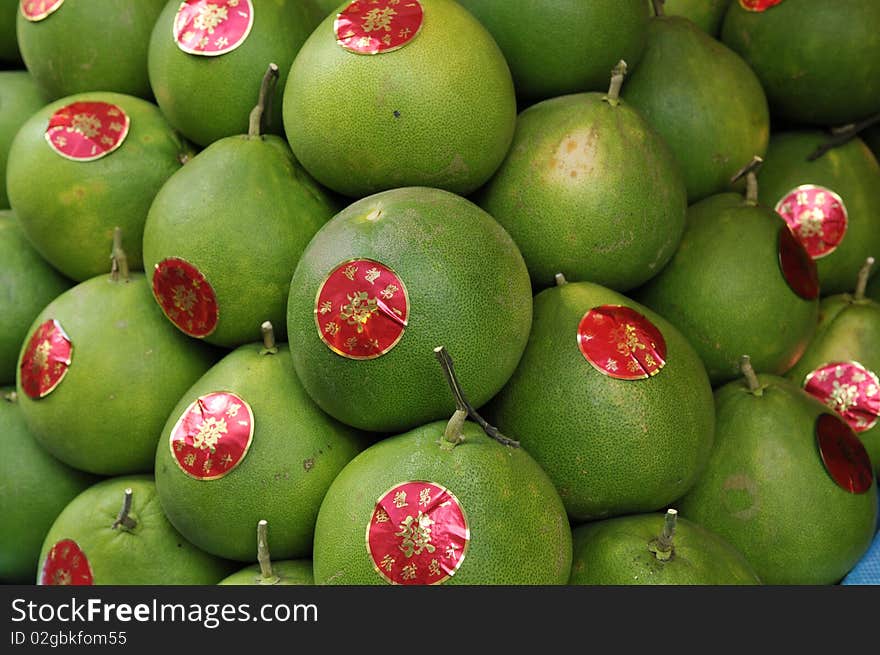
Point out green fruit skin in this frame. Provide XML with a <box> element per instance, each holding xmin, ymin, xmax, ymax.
<box><xmin>0</xmin><ymin>0</ymin><xmax>21</xmax><ymax>63</ymax></box>
<box><xmin>457</xmin><ymin>0</ymin><xmax>650</xmax><ymax>101</ymax></box>
<box><xmin>786</xmin><ymin>293</ymin><xmax>880</xmax><ymax>472</ymax></box>
<box><xmin>15</xmin><ymin>273</ymin><xmax>218</xmax><ymax>475</ymax></box>
<box><xmin>37</xmin><ymin>476</ymin><xmax>235</xmax><ymax>585</ymax></box>
<box><xmin>148</xmin><ymin>0</ymin><xmax>316</xmax><ymax>147</ymax></box>
<box><xmin>6</xmin><ymin>92</ymin><xmax>191</xmax><ymax>282</ymax></box>
<box><xmin>16</xmin><ymin>0</ymin><xmax>166</xmax><ymax>100</ymax></box>
<box><xmin>487</xmin><ymin>281</ymin><xmax>715</xmax><ymax>521</ymax></box>
<box><xmin>622</xmin><ymin>16</ymin><xmax>770</xmax><ymax>204</ymax></box>
<box><xmin>756</xmin><ymin>131</ymin><xmax>880</xmax><ymax>297</ymax></box>
<box><xmin>0</xmin><ymin>390</ymin><xmax>96</xmax><ymax>582</ymax></box>
<box><xmin>218</xmin><ymin>560</ymin><xmax>314</xmax><ymax>586</ymax></box>
<box><xmin>656</xmin><ymin>0</ymin><xmax>731</xmax><ymax>36</ymax></box>
<box><xmin>478</xmin><ymin>93</ymin><xmax>687</xmax><ymax>292</ymax></box>
<box><xmin>0</xmin><ymin>211</ymin><xmax>71</xmax><ymax>384</ymax></box>
<box><xmin>634</xmin><ymin>193</ymin><xmax>819</xmax><ymax>386</ymax></box>
<box><xmin>0</xmin><ymin>71</ymin><xmax>45</xmax><ymax>208</ymax></box>
<box><xmin>142</xmin><ymin>134</ymin><xmax>337</xmax><ymax>348</ymax></box>
<box><xmin>313</xmin><ymin>421</ymin><xmax>572</xmax><ymax>585</ymax></box>
<box><xmin>283</xmin><ymin>0</ymin><xmax>517</xmax><ymax>198</ymax></box>
<box><xmin>569</xmin><ymin>512</ymin><xmax>761</xmax><ymax>585</ymax></box>
<box><xmin>677</xmin><ymin>375</ymin><xmax>878</xmax><ymax>585</ymax></box>
<box><xmin>721</xmin><ymin>0</ymin><xmax>880</xmax><ymax>126</ymax></box>
<box><xmin>287</xmin><ymin>187</ymin><xmax>533</xmax><ymax>433</ymax></box>
<box><xmin>155</xmin><ymin>343</ymin><xmax>365</xmax><ymax>561</ymax></box>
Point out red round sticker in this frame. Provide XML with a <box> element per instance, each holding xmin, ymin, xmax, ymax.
<box><xmin>169</xmin><ymin>391</ymin><xmax>254</xmax><ymax>481</ymax></box>
<box><xmin>815</xmin><ymin>413</ymin><xmax>873</xmax><ymax>494</ymax></box>
<box><xmin>173</xmin><ymin>0</ymin><xmax>254</xmax><ymax>56</ymax></box>
<box><xmin>777</xmin><ymin>225</ymin><xmax>820</xmax><ymax>300</ymax></box>
<box><xmin>44</xmin><ymin>101</ymin><xmax>130</xmax><ymax>162</ymax></box>
<box><xmin>366</xmin><ymin>481</ymin><xmax>469</xmax><ymax>585</ymax></box>
<box><xmin>738</xmin><ymin>0</ymin><xmax>784</xmax><ymax>11</ymax></box>
<box><xmin>20</xmin><ymin>0</ymin><xmax>64</xmax><ymax>22</ymax></box>
<box><xmin>577</xmin><ymin>305</ymin><xmax>667</xmax><ymax>380</ymax></box>
<box><xmin>804</xmin><ymin>362</ymin><xmax>880</xmax><ymax>434</ymax></box>
<box><xmin>775</xmin><ymin>185</ymin><xmax>848</xmax><ymax>260</ymax></box>
<box><xmin>19</xmin><ymin>319</ymin><xmax>73</xmax><ymax>400</ymax></box>
<box><xmin>152</xmin><ymin>258</ymin><xmax>219</xmax><ymax>338</ymax></box>
<box><xmin>40</xmin><ymin>539</ymin><xmax>93</xmax><ymax>586</ymax></box>
<box><xmin>335</xmin><ymin>0</ymin><xmax>424</xmax><ymax>55</ymax></box>
<box><xmin>314</xmin><ymin>258</ymin><xmax>409</xmax><ymax>360</ymax></box>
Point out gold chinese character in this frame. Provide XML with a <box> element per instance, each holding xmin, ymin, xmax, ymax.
<box><xmin>343</xmin><ymin>264</ymin><xmax>358</xmax><ymax>280</ymax></box>
<box><xmin>375</xmin><ymin>508</ymin><xmax>389</xmax><ymax>523</ymax></box>
<box><xmin>428</xmin><ymin>559</ymin><xmax>441</xmax><ymax>577</ymax></box>
<box><xmin>33</xmin><ymin>339</ymin><xmax>52</xmax><ymax>371</ymax></box>
<box><xmin>71</xmin><ymin>113</ymin><xmax>102</xmax><ymax>138</ymax></box>
<box><xmin>393</xmin><ymin>490</ymin><xmax>407</xmax><ymax>508</ymax></box>
<box><xmin>324</xmin><ymin>321</ymin><xmax>340</xmax><ymax>336</ymax></box>
<box><xmin>340</xmin><ymin>292</ymin><xmax>378</xmax><ymax>333</ymax></box>
<box><xmin>192</xmin><ymin>416</ymin><xmax>227</xmax><ymax>451</ymax></box>
<box><xmin>401</xmin><ymin>564</ymin><xmax>417</xmax><ymax>581</ymax></box>
<box><xmin>419</xmin><ymin>488</ymin><xmax>431</xmax><ymax>505</ymax></box>
<box><xmin>197</xmin><ymin>36</ymin><xmax>210</xmax><ymax>49</ymax></box>
<box><xmin>203</xmin><ymin>458</ymin><xmax>213</xmax><ymax>473</ymax></box>
<box><xmin>54</xmin><ymin>135</ymin><xmax>67</xmax><ymax>148</ymax></box>
<box><xmin>445</xmin><ymin>543</ymin><xmax>458</xmax><ymax>559</ymax></box>
<box><xmin>379</xmin><ymin>284</ymin><xmax>398</xmax><ymax>299</ymax></box>
<box><xmin>345</xmin><ymin>336</ymin><xmax>359</xmax><ymax>351</ymax></box>
<box><xmin>380</xmin><ymin>554</ymin><xmax>395</xmax><ymax>572</ymax></box>
<box><xmin>364</xmin><ymin>267</ymin><xmax>381</xmax><ymax>284</ymax></box>
<box><xmin>100</xmin><ymin>136</ymin><xmax>115</xmax><ymax>146</ymax></box>
<box><xmin>221</xmin><ymin>453</ymin><xmax>234</xmax><ymax>467</ymax></box>
<box><xmin>319</xmin><ymin>300</ymin><xmax>333</xmax><ymax>314</ymax></box>
<box><xmin>395</xmin><ymin>511</ymin><xmax>436</xmax><ymax>558</ymax></box>
<box><xmin>361</xmin><ymin>6</ymin><xmax>396</xmax><ymax>32</ymax></box>
<box><xmin>193</xmin><ymin>3</ymin><xmax>228</xmax><ymax>34</ymax></box>
<box><xmin>108</xmin><ymin>121</ymin><xmax>124</xmax><ymax>132</ymax></box>
<box><xmin>226</xmin><ymin>402</ymin><xmax>240</xmax><ymax>417</ymax></box>
<box><xmin>184</xmin><ymin>453</ymin><xmax>196</xmax><ymax>467</ymax></box>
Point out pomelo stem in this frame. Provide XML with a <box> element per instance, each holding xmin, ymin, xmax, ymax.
<box><xmin>248</xmin><ymin>63</ymin><xmax>280</xmax><ymax>139</ymax></box>
<box><xmin>260</xmin><ymin>321</ymin><xmax>279</xmax><ymax>355</ymax></box>
<box><xmin>740</xmin><ymin>355</ymin><xmax>761</xmax><ymax>393</ymax></box>
<box><xmin>111</xmin><ymin>488</ymin><xmax>137</xmax><ymax>531</ymax></box>
<box><xmin>649</xmin><ymin>509</ymin><xmax>677</xmax><ymax>561</ymax></box>
<box><xmin>854</xmin><ymin>257</ymin><xmax>875</xmax><ymax>301</ymax></box>
<box><xmin>555</xmin><ymin>273</ymin><xmax>568</xmax><ymax>287</ymax></box>
<box><xmin>730</xmin><ymin>156</ymin><xmax>764</xmax><ymax>206</ymax></box>
<box><xmin>256</xmin><ymin>520</ymin><xmax>280</xmax><ymax>584</ymax></box>
<box><xmin>808</xmin><ymin>112</ymin><xmax>880</xmax><ymax>161</ymax></box>
<box><xmin>603</xmin><ymin>60</ymin><xmax>628</xmax><ymax>107</ymax></box>
<box><xmin>433</xmin><ymin>346</ymin><xmax>519</xmax><ymax>448</ymax></box>
<box><xmin>110</xmin><ymin>227</ymin><xmax>129</xmax><ymax>282</ymax></box>
<box><xmin>651</xmin><ymin>0</ymin><xmax>666</xmax><ymax>18</ymax></box>
<box><xmin>444</xmin><ymin>409</ymin><xmax>468</xmax><ymax>446</ymax></box>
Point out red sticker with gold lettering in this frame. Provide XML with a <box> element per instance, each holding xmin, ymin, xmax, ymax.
<box><xmin>152</xmin><ymin>258</ymin><xmax>219</xmax><ymax>338</ymax></box>
<box><xmin>804</xmin><ymin>362</ymin><xmax>880</xmax><ymax>434</ymax></box>
<box><xmin>815</xmin><ymin>413</ymin><xmax>873</xmax><ymax>494</ymax></box>
<box><xmin>40</xmin><ymin>539</ymin><xmax>93</xmax><ymax>586</ymax></box>
<box><xmin>577</xmin><ymin>305</ymin><xmax>667</xmax><ymax>380</ymax></box>
<box><xmin>173</xmin><ymin>0</ymin><xmax>254</xmax><ymax>56</ymax></box>
<box><xmin>366</xmin><ymin>481</ymin><xmax>469</xmax><ymax>585</ymax></box>
<box><xmin>19</xmin><ymin>319</ymin><xmax>72</xmax><ymax>400</ymax></box>
<box><xmin>335</xmin><ymin>0</ymin><xmax>424</xmax><ymax>55</ymax></box>
<box><xmin>169</xmin><ymin>391</ymin><xmax>254</xmax><ymax>481</ymax></box>
<box><xmin>778</xmin><ymin>225</ymin><xmax>820</xmax><ymax>300</ymax></box>
<box><xmin>315</xmin><ymin>258</ymin><xmax>409</xmax><ymax>360</ymax></box>
<box><xmin>44</xmin><ymin>102</ymin><xmax>130</xmax><ymax>162</ymax></box>
<box><xmin>775</xmin><ymin>185</ymin><xmax>848</xmax><ymax>260</ymax></box>
<box><xmin>20</xmin><ymin>0</ymin><xmax>64</xmax><ymax>22</ymax></box>
<box><xmin>738</xmin><ymin>0</ymin><xmax>784</xmax><ymax>11</ymax></box>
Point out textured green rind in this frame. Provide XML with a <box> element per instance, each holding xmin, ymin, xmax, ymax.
<box><xmin>219</xmin><ymin>559</ymin><xmax>313</xmax><ymax>586</ymax></box>
<box><xmin>0</xmin><ymin>0</ymin><xmax>20</xmax><ymax>63</ymax></box>
<box><xmin>6</xmin><ymin>92</ymin><xmax>190</xmax><ymax>282</ymax></box>
<box><xmin>148</xmin><ymin>0</ymin><xmax>317</xmax><ymax>147</ymax></box>
<box><xmin>569</xmin><ymin>512</ymin><xmax>761</xmax><ymax>585</ymax></box>
<box><xmin>657</xmin><ymin>0</ymin><xmax>731</xmax><ymax>36</ymax></box>
<box><xmin>313</xmin><ymin>421</ymin><xmax>572</xmax><ymax>585</ymax></box>
<box><xmin>0</xmin><ymin>212</ymin><xmax>71</xmax><ymax>385</ymax></box>
<box><xmin>0</xmin><ymin>390</ymin><xmax>96</xmax><ymax>582</ymax></box>
<box><xmin>154</xmin><ymin>343</ymin><xmax>365</xmax><ymax>562</ymax></box>
<box><xmin>622</xmin><ymin>16</ymin><xmax>770</xmax><ymax>204</ymax></box>
<box><xmin>0</xmin><ymin>71</ymin><xmax>45</xmax><ymax>208</ymax></box>
<box><xmin>721</xmin><ymin>0</ymin><xmax>880</xmax><ymax>126</ymax></box>
<box><xmin>478</xmin><ymin>93</ymin><xmax>687</xmax><ymax>291</ymax></box>
<box><xmin>37</xmin><ymin>476</ymin><xmax>235</xmax><ymax>585</ymax></box>
<box><xmin>15</xmin><ymin>273</ymin><xmax>218</xmax><ymax>475</ymax></box>
<box><xmin>677</xmin><ymin>376</ymin><xmax>878</xmax><ymax>585</ymax></box>
<box><xmin>283</xmin><ymin>0</ymin><xmax>516</xmax><ymax>198</ymax></box>
<box><xmin>287</xmin><ymin>187</ymin><xmax>533</xmax><ymax>433</ymax></box>
<box><xmin>16</xmin><ymin>0</ymin><xmax>166</xmax><ymax>100</ymax></box>
<box><xmin>487</xmin><ymin>281</ymin><xmax>715</xmax><ymax>522</ymax></box>
<box><xmin>142</xmin><ymin>134</ymin><xmax>337</xmax><ymax>348</ymax></box>
<box><xmin>634</xmin><ymin>193</ymin><xmax>819</xmax><ymax>385</ymax></box>
<box><xmin>457</xmin><ymin>0</ymin><xmax>649</xmax><ymax>101</ymax></box>
<box><xmin>756</xmin><ymin>131</ymin><xmax>880</xmax><ymax>297</ymax></box>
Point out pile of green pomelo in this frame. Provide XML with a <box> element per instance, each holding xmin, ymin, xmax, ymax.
<box><xmin>3</xmin><ymin>0</ymin><xmax>880</xmax><ymax>588</ymax></box>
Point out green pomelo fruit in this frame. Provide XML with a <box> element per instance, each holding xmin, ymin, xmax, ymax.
<box><xmin>478</xmin><ymin>90</ymin><xmax>687</xmax><ymax>292</ymax></box>
<box><xmin>634</xmin><ymin>191</ymin><xmax>819</xmax><ymax>385</ymax></box>
<box><xmin>0</xmin><ymin>71</ymin><xmax>45</xmax><ymax>208</ymax></box>
<box><xmin>143</xmin><ymin>132</ymin><xmax>337</xmax><ymax>348</ymax></box>
<box><xmin>155</xmin><ymin>337</ymin><xmax>365</xmax><ymax>561</ymax></box>
<box><xmin>677</xmin><ymin>372</ymin><xmax>878</xmax><ymax>585</ymax></box>
<box><xmin>16</xmin><ymin>272</ymin><xmax>218</xmax><ymax>475</ymax></box>
<box><xmin>313</xmin><ymin>420</ymin><xmax>572</xmax><ymax>585</ymax></box>
<box><xmin>652</xmin><ymin>0</ymin><xmax>731</xmax><ymax>36</ymax></box>
<box><xmin>755</xmin><ymin>131</ymin><xmax>880</xmax><ymax>296</ymax></box>
<box><xmin>148</xmin><ymin>0</ymin><xmax>316</xmax><ymax>147</ymax></box>
<box><xmin>287</xmin><ymin>187</ymin><xmax>533</xmax><ymax>433</ymax></box>
<box><xmin>16</xmin><ymin>0</ymin><xmax>166</xmax><ymax>100</ymax></box>
<box><xmin>218</xmin><ymin>520</ymin><xmax>313</xmax><ymax>585</ymax></box>
<box><xmin>622</xmin><ymin>15</ymin><xmax>770</xmax><ymax>203</ymax></box>
<box><xmin>0</xmin><ymin>389</ymin><xmax>95</xmax><ymax>582</ymax></box>
<box><xmin>0</xmin><ymin>211</ymin><xmax>71</xmax><ymax>384</ymax></box>
<box><xmin>457</xmin><ymin>0</ymin><xmax>650</xmax><ymax>102</ymax></box>
<box><xmin>569</xmin><ymin>509</ymin><xmax>761</xmax><ymax>585</ymax></box>
<box><xmin>0</xmin><ymin>0</ymin><xmax>21</xmax><ymax>63</ymax></box>
<box><xmin>721</xmin><ymin>0</ymin><xmax>880</xmax><ymax>126</ymax></box>
<box><xmin>487</xmin><ymin>280</ymin><xmax>715</xmax><ymax>522</ymax></box>
<box><xmin>7</xmin><ymin>92</ymin><xmax>192</xmax><ymax>281</ymax></box>
<box><xmin>309</xmin><ymin>0</ymin><xmax>344</xmax><ymax>18</ymax></box>
<box><xmin>37</xmin><ymin>476</ymin><xmax>234</xmax><ymax>585</ymax></box>
<box><xmin>283</xmin><ymin>0</ymin><xmax>516</xmax><ymax>198</ymax></box>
